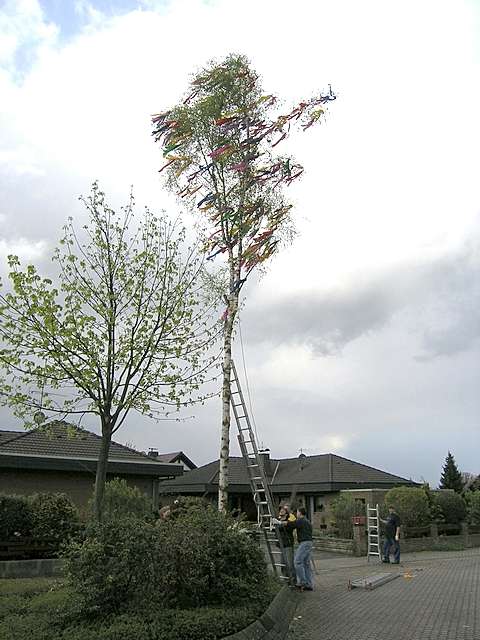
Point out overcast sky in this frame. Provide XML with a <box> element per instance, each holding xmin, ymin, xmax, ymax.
<box><xmin>1</xmin><ymin>0</ymin><xmax>479</xmax><ymax>486</ymax></box>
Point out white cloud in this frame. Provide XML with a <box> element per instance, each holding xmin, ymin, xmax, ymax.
<box><xmin>0</xmin><ymin>237</ymin><xmax>47</xmax><ymax>262</ymax></box>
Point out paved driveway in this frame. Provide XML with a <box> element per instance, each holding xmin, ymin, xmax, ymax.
<box><xmin>287</xmin><ymin>548</ymin><xmax>480</xmax><ymax>640</ymax></box>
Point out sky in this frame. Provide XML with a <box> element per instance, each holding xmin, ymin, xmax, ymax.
<box><xmin>0</xmin><ymin>0</ymin><xmax>479</xmax><ymax>486</ymax></box>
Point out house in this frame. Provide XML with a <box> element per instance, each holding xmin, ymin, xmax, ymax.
<box><xmin>0</xmin><ymin>421</ymin><xmax>184</xmax><ymax>515</ymax></box>
<box><xmin>146</xmin><ymin>449</ymin><xmax>197</xmax><ymax>471</ymax></box>
<box><xmin>159</xmin><ymin>450</ymin><xmax>419</xmax><ymax>527</ymax></box>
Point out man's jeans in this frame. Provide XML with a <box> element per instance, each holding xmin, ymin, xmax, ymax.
<box><xmin>383</xmin><ymin>536</ymin><xmax>400</xmax><ymax>562</ymax></box>
<box><xmin>283</xmin><ymin>545</ymin><xmax>295</xmax><ymax>583</ymax></box>
<box><xmin>294</xmin><ymin>541</ymin><xmax>314</xmax><ymax>588</ymax></box>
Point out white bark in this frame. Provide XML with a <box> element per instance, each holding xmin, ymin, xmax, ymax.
<box><xmin>217</xmin><ymin>291</ymin><xmax>238</xmax><ymax>512</ymax></box>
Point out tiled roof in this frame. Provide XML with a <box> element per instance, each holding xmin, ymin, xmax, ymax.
<box><xmin>154</xmin><ymin>451</ymin><xmax>197</xmax><ymax>470</ymax></box>
<box><xmin>156</xmin><ymin>452</ymin><xmax>182</xmax><ymax>463</ymax></box>
<box><xmin>0</xmin><ymin>430</ymin><xmax>23</xmax><ymax>446</ymax></box>
<box><xmin>159</xmin><ymin>453</ymin><xmax>415</xmax><ymax>493</ymax></box>
<box><xmin>0</xmin><ymin>421</ymin><xmax>163</xmax><ymax>464</ymax></box>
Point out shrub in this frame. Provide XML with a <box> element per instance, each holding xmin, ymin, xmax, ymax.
<box><xmin>465</xmin><ymin>491</ymin><xmax>480</xmax><ymax>525</ymax></box>
<box><xmin>433</xmin><ymin>490</ymin><xmax>466</xmax><ymax>524</ymax></box>
<box><xmin>64</xmin><ymin>497</ymin><xmax>269</xmax><ymax>616</ymax></box>
<box><xmin>98</xmin><ymin>478</ymin><xmax>153</xmax><ymax>522</ymax></box>
<box><xmin>383</xmin><ymin>487</ymin><xmax>430</xmax><ymax>527</ymax></box>
<box><xmin>0</xmin><ymin>494</ymin><xmax>32</xmax><ymax>539</ymax></box>
<box><xmin>29</xmin><ymin>493</ymin><xmax>80</xmax><ymax>544</ymax></box>
<box><xmin>330</xmin><ymin>494</ymin><xmax>365</xmax><ymax>538</ymax></box>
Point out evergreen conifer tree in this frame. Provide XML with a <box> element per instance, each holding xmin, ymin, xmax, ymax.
<box><xmin>439</xmin><ymin>452</ymin><xmax>464</xmax><ymax>493</ymax></box>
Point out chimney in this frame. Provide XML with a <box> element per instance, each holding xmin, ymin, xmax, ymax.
<box><xmin>298</xmin><ymin>452</ymin><xmax>307</xmax><ymax>471</ymax></box>
<box><xmin>148</xmin><ymin>448</ymin><xmax>159</xmax><ymax>458</ymax></box>
<box><xmin>258</xmin><ymin>449</ymin><xmax>271</xmax><ymax>475</ymax></box>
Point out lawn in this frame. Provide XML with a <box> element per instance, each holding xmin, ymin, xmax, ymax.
<box><xmin>0</xmin><ymin>576</ymin><xmax>280</xmax><ymax>640</ymax></box>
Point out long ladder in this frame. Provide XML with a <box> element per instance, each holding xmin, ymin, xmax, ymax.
<box><xmin>366</xmin><ymin>503</ymin><xmax>382</xmax><ymax>562</ymax></box>
<box><xmin>230</xmin><ymin>360</ymin><xmax>289</xmax><ymax>581</ymax></box>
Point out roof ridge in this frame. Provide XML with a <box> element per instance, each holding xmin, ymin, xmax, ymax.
<box><xmin>330</xmin><ymin>453</ymin><xmax>411</xmax><ymax>481</ymax></box>
<box><xmin>0</xmin><ymin>422</ymin><xmax>158</xmax><ymax>463</ymax></box>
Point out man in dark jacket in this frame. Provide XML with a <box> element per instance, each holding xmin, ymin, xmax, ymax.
<box><xmin>381</xmin><ymin>505</ymin><xmax>401</xmax><ymax>564</ymax></box>
<box><xmin>291</xmin><ymin>507</ymin><xmax>314</xmax><ymax>590</ymax></box>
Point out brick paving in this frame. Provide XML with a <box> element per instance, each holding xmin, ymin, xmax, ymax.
<box><xmin>287</xmin><ymin>548</ymin><xmax>480</xmax><ymax>640</ymax></box>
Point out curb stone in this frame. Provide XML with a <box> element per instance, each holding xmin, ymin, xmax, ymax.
<box><xmin>223</xmin><ymin>586</ymin><xmax>299</xmax><ymax>640</ymax></box>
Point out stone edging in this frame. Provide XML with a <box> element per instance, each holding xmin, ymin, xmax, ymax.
<box><xmin>223</xmin><ymin>585</ymin><xmax>299</xmax><ymax>640</ymax></box>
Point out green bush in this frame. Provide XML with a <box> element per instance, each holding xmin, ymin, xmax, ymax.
<box><xmin>29</xmin><ymin>493</ymin><xmax>80</xmax><ymax>543</ymax></box>
<box><xmin>64</xmin><ymin>497</ymin><xmax>269</xmax><ymax>616</ymax></box>
<box><xmin>465</xmin><ymin>491</ymin><xmax>480</xmax><ymax>525</ymax></box>
<box><xmin>330</xmin><ymin>494</ymin><xmax>365</xmax><ymax>538</ymax></box>
<box><xmin>433</xmin><ymin>490</ymin><xmax>466</xmax><ymax>524</ymax></box>
<box><xmin>0</xmin><ymin>494</ymin><xmax>32</xmax><ymax>539</ymax></box>
<box><xmin>97</xmin><ymin>477</ymin><xmax>153</xmax><ymax>522</ymax></box>
<box><xmin>0</xmin><ymin>570</ymin><xmax>278</xmax><ymax>640</ymax></box>
<box><xmin>383</xmin><ymin>487</ymin><xmax>430</xmax><ymax>527</ymax></box>
<box><xmin>60</xmin><ymin>604</ymin><xmax>272</xmax><ymax>640</ymax></box>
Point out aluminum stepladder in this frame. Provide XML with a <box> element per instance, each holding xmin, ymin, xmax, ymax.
<box><xmin>229</xmin><ymin>360</ymin><xmax>290</xmax><ymax>582</ymax></box>
<box><xmin>366</xmin><ymin>503</ymin><xmax>382</xmax><ymax>562</ymax></box>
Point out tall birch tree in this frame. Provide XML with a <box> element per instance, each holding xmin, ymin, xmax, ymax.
<box><xmin>0</xmin><ymin>184</ymin><xmax>217</xmax><ymax>519</ymax></box>
<box><xmin>152</xmin><ymin>54</ymin><xmax>335</xmax><ymax>511</ymax></box>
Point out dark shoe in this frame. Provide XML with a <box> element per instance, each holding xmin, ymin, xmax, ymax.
<box><xmin>391</xmin><ymin>561</ymin><xmax>400</xmax><ymax>564</ymax></box>
<box><xmin>382</xmin><ymin>558</ymin><xmax>390</xmax><ymax>563</ymax></box>
<box><xmin>303</xmin><ymin>586</ymin><xmax>314</xmax><ymax>591</ymax></box>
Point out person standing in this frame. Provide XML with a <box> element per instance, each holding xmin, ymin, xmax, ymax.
<box><xmin>278</xmin><ymin>504</ymin><xmax>296</xmax><ymax>584</ymax></box>
<box><xmin>292</xmin><ymin>507</ymin><xmax>314</xmax><ymax>591</ymax></box>
<box><xmin>381</xmin><ymin>505</ymin><xmax>401</xmax><ymax>564</ymax></box>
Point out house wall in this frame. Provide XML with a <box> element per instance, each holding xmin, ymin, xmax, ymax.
<box><xmin>296</xmin><ymin>489</ymin><xmax>391</xmax><ymax>531</ymax></box>
<box><xmin>0</xmin><ymin>468</ymin><xmax>158</xmax><ymax>517</ymax></box>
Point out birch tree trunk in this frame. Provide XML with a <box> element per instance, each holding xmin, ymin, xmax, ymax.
<box><xmin>218</xmin><ymin>287</ymin><xmax>239</xmax><ymax>512</ymax></box>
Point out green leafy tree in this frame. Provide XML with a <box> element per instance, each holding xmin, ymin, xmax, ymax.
<box><xmin>439</xmin><ymin>451</ymin><xmax>464</xmax><ymax>493</ymax></box>
<box><xmin>465</xmin><ymin>491</ymin><xmax>480</xmax><ymax>525</ymax></box>
<box><xmin>0</xmin><ymin>184</ymin><xmax>216</xmax><ymax>520</ymax></box>
<box><xmin>383</xmin><ymin>487</ymin><xmax>431</xmax><ymax>527</ymax></box>
<box><xmin>461</xmin><ymin>472</ymin><xmax>480</xmax><ymax>492</ymax></box>
<box><xmin>97</xmin><ymin>477</ymin><xmax>153</xmax><ymax>522</ymax></box>
<box><xmin>331</xmin><ymin>494</ymin><xmax>364</xmax><ymax>539</ymax></box>
<box><xmin>152</xmin><ymin>53</ymin><xmax>335</xmax><ymax>510</ymax></box>
<box><xmin>433</xmin><ymin>490</ymin><xmax>466</xmax><ymax>524</ymax></box>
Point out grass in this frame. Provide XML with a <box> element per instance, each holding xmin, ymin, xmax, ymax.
<box><xmin>0</xmin><ymin>576</ymin><xmax>281</xmax><ymax>640</ymax></box>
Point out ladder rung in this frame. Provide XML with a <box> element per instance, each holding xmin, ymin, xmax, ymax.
<box><xmin>248</xmin><ymin>464</ymin><xmax>259</xmax><ymax>467</ymax></box>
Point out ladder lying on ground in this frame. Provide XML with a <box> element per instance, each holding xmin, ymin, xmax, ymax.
<box><xmin>230</xmin><ymin>360</ymin><xmax>290</xmax><ymax>582</ymax></box>
<box><xmin>367</xmin><ymin>503</ymin><xmax>382</xmax><ymax>562</ymax></box>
